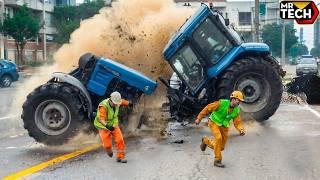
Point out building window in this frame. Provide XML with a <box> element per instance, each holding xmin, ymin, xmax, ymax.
<box><xmin>239</xmin><ymin>12</ymin><xmax>251</xmax><ymax>26</ymax></box>
<box><xmin>4</xmin><ymin>7</ymin><xmax>13</xmax><ymax>17</ymax></box>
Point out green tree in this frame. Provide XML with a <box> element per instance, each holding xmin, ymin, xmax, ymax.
<box><xmin>0</xmin><ymin>5</ymin><xmax>40</xmax><ymax>66</ymax></box>
<box><xmin>289</xmin><ymin>43</ymin><xmax>308</xmax><ymax>58</ymax></box>
<box><xmin>53</xmin><ymin>0</ymin><xmax>105</xmax><ymax>44</ymax></box>
<box><xmin>311</xmin><ymin>46</ymin><xmax>320</xmax><ymax>58</ymax></box>
<box><xmin>261</xmin><ymin>23</ymin><xmax>298</xmax><ymax>57</ymax></box>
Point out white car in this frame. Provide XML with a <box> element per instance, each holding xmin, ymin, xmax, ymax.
<box><xmin>296</xmin><ymin>56</ymin><xmax>318</xmax><ymax>76</ymax></box>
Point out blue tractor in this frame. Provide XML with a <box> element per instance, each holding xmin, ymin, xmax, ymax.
<box><xmin>22</xmin><ymin>5</ymin><xmax>284</xmax><ymax>145</ymax></box>
<box><xmin>159</xmin><ymin>5</ymin><xmax>284</xmax><ymax>123</ymax></box>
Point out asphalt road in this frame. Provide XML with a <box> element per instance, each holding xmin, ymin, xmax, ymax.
<box><xmin>1</xmin><ymin>78</ymin><xmax>320</xmax><ymax>179</ymax></box>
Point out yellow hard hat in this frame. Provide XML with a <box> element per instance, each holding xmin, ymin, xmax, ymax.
<box><xmin>230</xmin><ymin>91</ymin><xmax>244</xmax><ymax>101</ymax></box>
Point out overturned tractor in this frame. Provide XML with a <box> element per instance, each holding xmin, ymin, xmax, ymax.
<box><xmin>22</xmin><ymin>4</ymin><xmax>284</xmax><ymax>145</ymax></box>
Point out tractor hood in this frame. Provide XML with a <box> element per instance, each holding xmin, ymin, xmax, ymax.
<box><xmin>87</xmin><ymin>58</ymin><xmax>157</xmax><ymax>96</ymax></box>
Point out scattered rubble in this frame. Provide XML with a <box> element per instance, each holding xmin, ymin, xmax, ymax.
<box><xmin>281</xmin><ymin>92</ymin><xmax>307</xmax><ymax>104</ymax></box>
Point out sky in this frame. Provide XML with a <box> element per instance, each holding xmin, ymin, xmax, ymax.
<box><xmin>76</xmin><ymin>0</ymin><xmax>83</xmax><ymax>4</ymax></box>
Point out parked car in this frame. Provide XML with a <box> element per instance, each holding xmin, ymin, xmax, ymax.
<box><xmin>0</xmin><ymin>59</ymin><xmax>19</xmax><ymax>87</ymax></box>
<box><xmin>296</xmin><ymin>56</ymin><xmax>318</xmax><ymax>76</ymax></box>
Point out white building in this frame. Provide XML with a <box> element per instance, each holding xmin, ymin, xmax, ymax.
<box><xmin>174</xmin><ymin>0</ymin><xmax>280</xmax><ymax>33</ymax></box>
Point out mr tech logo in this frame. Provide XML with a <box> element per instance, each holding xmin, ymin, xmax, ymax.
<box><xmin>280</xmin><ymin>1</ymin><xmax>319</xmax><ymax>24</ymax></box>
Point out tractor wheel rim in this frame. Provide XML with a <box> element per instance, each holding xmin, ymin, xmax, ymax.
<box><xmin>35</xmin><ymin>100</ymin><xmax>71</xmax><ymax>136</ymax></box>
<box><xmin>237</xmin><ymin>79</ymin><xmax>261</xmax><ymax>103</ymax></box>
<box><xmin>235</xmin><ymin>73</ymin><xmax>271</xmax><ymax>113</ymax></box>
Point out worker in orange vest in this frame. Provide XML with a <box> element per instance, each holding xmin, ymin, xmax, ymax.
<box><xmin>195</xmin><ymin>91</ymin><xmax>245</xmax><ymax>168</ymax></box>
<box><xmin>93</xmin><ymin>91</ymin><xmax>129</xmax><ymax>163</ymax></box>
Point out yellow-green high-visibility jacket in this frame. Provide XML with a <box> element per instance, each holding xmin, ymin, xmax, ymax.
<box><xmin>209</xmin><ymin>99</ymin><xmax>240</xmax><ymax>128</ymax></box>
<box><xmin>94</xmin><ymin>98</ymin><xmax>120</xmax><ymax>129</ymax></box>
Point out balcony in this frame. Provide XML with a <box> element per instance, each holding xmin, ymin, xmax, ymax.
<box><xmin>5</xmin><ymin>0</ymin><xmax>54</xmax><ymax>12</ymax></box>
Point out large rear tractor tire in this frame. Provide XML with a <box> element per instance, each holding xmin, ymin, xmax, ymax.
<box><xmin>22</xmin><ymin>83</ymin><xmax>85</xmax><ymax>145</ymax></box>
<box><xmin>217</xmin><ymin>57</ymin><xmax>282</xmax><ymax>121</ymax></box>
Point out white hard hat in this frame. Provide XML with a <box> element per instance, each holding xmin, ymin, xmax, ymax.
<box><xmin>110</xmin><ymin>91</ymin><xmax>122</xmax><ymax>105</ymax></box>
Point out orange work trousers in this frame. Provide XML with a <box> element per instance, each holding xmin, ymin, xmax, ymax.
<box><xmin>99</xmin><ymin>126</ymin><xmax>125</xmax><ymax>159</ymax></box>
<box><xmin>203</xmin><ymin>120</ymin><xmax>229</xmax><ymax>161</ymax></box>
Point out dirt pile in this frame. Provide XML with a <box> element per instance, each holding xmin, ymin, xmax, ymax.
<box><xmin>286</xmin><ymin>75</ymin><xmax>320</xmax><ymax>104</ymax></box>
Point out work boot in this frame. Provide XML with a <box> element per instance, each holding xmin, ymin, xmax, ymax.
<box><xmin>116</xmin><ymin>158</ymin><xmax>127</xmax><ymax>163</ymax></box>
<box><xmin>214</xmin><ymin>160</ymin><xmax>225</xmax><ymax>168</ymax></box>
<box><xmin>200</xmin><ymin>137</ymin><xmax>207</xmax><ymax>151</ymax></box>
<box><xmin>106</xmin><ymin>149</ymin><xmax>113</xmax><ymax>158</ymax></box>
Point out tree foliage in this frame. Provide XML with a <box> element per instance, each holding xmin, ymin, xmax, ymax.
<box><xmin>53</xmin><ymin>0</ymin><xmax>105</xmax><ymax>44</ymax></box>
<box><xmin>0</xmin><ymin>5</ymin><xmax>40</xmax><ymax>65</ymax></box>
<box><xmin>261</xmin><ymin>23</ymin><xmax>298</xmax><ymax>57</ymax></box>
<box><xmin>311</xmin><ymin>46</ymin><xmax>320</xmax><ymax>58</ymax></box>
<box><xmin>289</xmin><ymin>43</ymin><xmax>308</xmax><ymax>58</ymax></box>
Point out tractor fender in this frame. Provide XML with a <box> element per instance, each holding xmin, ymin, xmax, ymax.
<box><xmin>52</xmin><ymin>72</ymin><xmax>93</xmax><ymax>118</ymax></box>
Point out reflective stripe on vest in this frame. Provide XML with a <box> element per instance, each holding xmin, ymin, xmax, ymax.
<box><xmin>94</xmin><ymin>98</ymin><xmax>120</xmax><ymax>129</ymax></box>
<box><xmin>209</xmin><ymin>99</ymin><xmax>240</xmax><ymax>128</ymax></box>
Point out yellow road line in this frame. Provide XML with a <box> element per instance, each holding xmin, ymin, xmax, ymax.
<box><xmin>3</xmin><ymin>143</ymin><xmax>101</xmax><ymax>180</ymax></box>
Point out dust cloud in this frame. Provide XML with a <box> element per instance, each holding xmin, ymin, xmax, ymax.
<box><xmin>53</xmin><ymin>0</ymin><xmax>194</xmax><ymax>78</ymax></box>
<box><xmin>8</xmin><ymin>0</ymin><xmax>195</xmax><ymax>142</ymax></box>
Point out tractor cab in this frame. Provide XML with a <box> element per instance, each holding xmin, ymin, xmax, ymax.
<box><xmin>163</xmin><ymin>4</ymin><xmax>242</xmax><ymax>94</ymax></box>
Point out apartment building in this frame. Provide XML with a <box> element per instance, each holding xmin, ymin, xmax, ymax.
<box><xmin>174</xmin><ymin>0</ymin><xmax>281</xmax><ymax>41</ymax></box>
<box><xmin>0</xmin><ymin>0</ymin><xmax>76</xmax><ymax>63</ymax></box>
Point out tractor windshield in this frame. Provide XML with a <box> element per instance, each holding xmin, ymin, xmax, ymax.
<box><xmin>170</xmin><ymin>45</ymin><xmax>205</xmax><ymax>91</ymax></box>
<box><xmin>193</xmin><ymin>18</ymin><xmax>233</xmax><ymax>64</ymax></box>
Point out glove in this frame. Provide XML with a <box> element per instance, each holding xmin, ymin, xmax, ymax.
<box><xmin>239</xmin><ymin>129</ymin><xmax>245</xmax><ymax>136</ymax></box>
<box><xmin>195</xmin><ymin>119</ymin><xmax>200</xmax><ymax>125</ymax></box>
<box><xmin>105</xmin><ymin>124</ymin><xmax>115</xmax><ymax>131</ymax></box>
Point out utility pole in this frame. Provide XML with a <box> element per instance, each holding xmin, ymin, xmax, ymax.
<box><xmin>42</xmin><ymin>0</ymin><xmax>46</xmax><ymax>61</ymax></box>
<box><xmin>254</xmin><ymin>0</ymin><xmax>260</xmax><ymax>42</ymax></box>
<box><xmin>281</xmin><ymin>20</ymin><xmax>286</xmax><ymax>66</ymax></box>
<box><xmin>265</xmin><ymin>3</ymin><xmax>268</xmax><ymax>26</ymax></box>
<box><xmin>0</xmin><ymin>0</ymin><xmax>5</xmax><ymax>59</ymax></box>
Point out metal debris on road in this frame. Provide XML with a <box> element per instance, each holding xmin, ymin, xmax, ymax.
<box><xmin>172</xmin><ymin>140</ymin><xmax>184</xmax><ymax>144</ymax></box>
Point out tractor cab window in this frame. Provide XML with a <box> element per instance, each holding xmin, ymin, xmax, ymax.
<box><xmin>171</xmin><ymin>45</ymin><xmax>205</xmax><ymax>91</ymax></box>
<box><xmin>193</xmin><ymin>18</ymin><xmax>233</xmax><ymax>64</ymax></box>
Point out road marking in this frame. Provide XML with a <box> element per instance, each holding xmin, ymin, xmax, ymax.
<box><xmin>0</xmin><ymin>115</ymin><xmax>19</xmax><ymax>120</ymax></box>
<box><xmin>3</xmin><ymin>143</ymin><xmax>101</xmax><ymax>180</ymax></box>
<box><xmin>5</xmin><ymin>147</ymin><xmax>18</xmax><ymax>149</ymax></box>
<box><xmin>303</xmin><ymin>105</ymin><xmax>320</xmax><ymax>119</ymax></box>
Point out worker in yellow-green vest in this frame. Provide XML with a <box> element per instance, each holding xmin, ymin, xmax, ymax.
<box><xmin>195</xmin><ymin>91</ymin><xmax>245</xmax><ymax>168</ymax></box>
<box><xmin>94</xmin><ymin>91</ymin><xmax>129</xmax><ymax>163</ymax></box>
